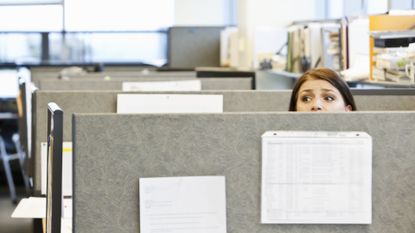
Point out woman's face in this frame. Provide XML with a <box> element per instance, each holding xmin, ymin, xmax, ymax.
<box><xmin>296</xmin><ymin>79</ymin><xmax>352</xmax><ymax>112</ymax></box>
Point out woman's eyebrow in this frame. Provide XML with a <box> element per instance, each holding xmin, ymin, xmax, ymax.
<box><xmin>321</xmin><ymin>88</ymin><xmax>336</xmax><ymax>92</ymax></box>
<box><xmin>299</xmin><ymin>89</ymin><xmax>313</xmax><ymax>93</ymax></box>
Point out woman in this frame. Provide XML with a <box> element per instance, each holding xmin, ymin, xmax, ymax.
<box><xmin>288</xmin><ymin>68</ymin><xmax>357</xmax><ymax>112</ymax></box>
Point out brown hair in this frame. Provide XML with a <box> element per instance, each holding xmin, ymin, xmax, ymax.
<box><xmin>288</xmin><ymin>68</ymin><xmax>356</xmax><ymax>111</ymax></box>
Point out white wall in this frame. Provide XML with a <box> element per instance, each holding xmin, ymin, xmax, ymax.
<box><xmin>242</xmin><ymin>0</ymin><xmax>320</xmax><ymax>28</ymax></box>
<box><xmin>174</xmin><ymin>0</ymin><xmax>230</xmax><ymax>25</ymax></box>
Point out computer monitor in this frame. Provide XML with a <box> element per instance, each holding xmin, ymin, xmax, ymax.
<box><xmin>45</xmin><ymin>102</ymin><xmax>63</xmax><ymax>233</ymax></box>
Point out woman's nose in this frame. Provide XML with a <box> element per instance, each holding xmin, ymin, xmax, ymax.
<box><xmin>311</xmin><ymin>99</ymin><xmax>323</xmax><ymax>111</ymax></box>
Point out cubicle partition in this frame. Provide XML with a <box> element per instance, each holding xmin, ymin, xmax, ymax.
<box><xmin>36</xmin><ymin>77</ymin><xmax>254</xmax><ymax>91</ymax></box>
<box><xmin>352</xmin><ymin>89</ymin><xmax>415</xmax><ymax>110</ymax></box>
<box><xmin>30</xmin><ymin>90</ymin><xmax>290</xmax><ymax>193</ymax></box>
<box><xmin>31</xmin><ymin>70</ymin><xmax>196</xmax><ymax>84</ymax></box>
<box><xmin>168</xmin><ymin>26</ymin><xmax>224</xmax><ymax>68</ymax></box>
<box><xmin>72</xmin><ymin>112</ymin><xmax>415</xmax><ymax>233</ymax></box>
<box><xmin>31</xmin><ymin>89</ymin><xmax>415</xmax><ymax>193</ymax></box>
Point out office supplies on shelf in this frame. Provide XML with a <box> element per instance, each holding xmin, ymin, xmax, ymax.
<box><xmin>369</xmin><ymin>14</ymin><xmax>415</xmax><ymax>80</ymax></box>
<box><xmin>286</xmin><ymin>19</ymin><xmax>345</xmax><ymax>73</ymax></box>
<box><xmin>373</xmin><ymin>31</ymin><xmax>415</xmax><ymax>48</ymax></box>
<box><xmin>371</xmin><ymin>35</ymin><xmax>415</xmax><ymax>83</ymax></box>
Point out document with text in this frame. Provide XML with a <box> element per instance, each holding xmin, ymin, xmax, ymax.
<box><xmin>122</xmin><ymin>80</ymin><xmax>202</xmax><ymax>91</ymax></box>
<box><xmin>261</xmin><ymin>131</ymin><xmax>372</xmax><ymax>224</ymax></box>
<box><xmin>139</xmin><ymin>176</ymin><xmax>227</xmax><ymax>233</ymax></box>
<box><xmin>117</xmin><ymin>94</ymin><xmax>223</xmax><ymax>113</ymax></box>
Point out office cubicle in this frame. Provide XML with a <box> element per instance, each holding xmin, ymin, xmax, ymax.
<box><xmin>30</xmin><ymin>90</ymin><xmax>289</xmax><ymax>193</ymax></box>
<box><xmin>30</xmin><ymin>89</ymin><xmax>415</xmax><ymax>194</ymax></box>
<box><xmin>352</xmin><ymin>89</ymin><xmax>415</xmax><ymax>110</ymax></box>
<box><xmin>72</xmin><ymin>112</ymin><xmax>415</xmax><ymax>233</ymax></box>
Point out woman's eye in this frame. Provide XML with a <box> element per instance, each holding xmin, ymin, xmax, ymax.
<box><xmin>301</xmin><ymin>96</ymin><xmax>312</xmax><ymax>102</ymax></box>
<box><xmin>324</xmin><ymin>96</ymin><xmax>335</xmax><ymax>101</ymax></box>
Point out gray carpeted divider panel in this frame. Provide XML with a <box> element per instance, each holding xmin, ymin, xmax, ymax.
<box><xmin>31</xmin><ymin>90</ymin><xmax>290</xmax><ymax>193</ymax></box>
<box><xmin>72</xmin><ymin>112</ymin><xmax>415</xmax><ymax>233</ymax></box>
<box><xmin>37</xmin><ymin>77</ymin><xmax>253</xmax><ymax>91</ymax></box>
<box><xmin>31</xmin><ymin>90</ymin><xmax>415</xmax><ymax>193</ymax></box>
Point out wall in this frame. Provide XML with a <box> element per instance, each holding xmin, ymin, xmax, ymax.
<box><xmin>174</xmin><ymin>0</ymin><xmax>231</xmax><ymax>25</ymax></box>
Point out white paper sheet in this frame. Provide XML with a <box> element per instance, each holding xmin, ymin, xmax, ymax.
<box><xmin>117</xmin><ymin>94</ymin><xmax>223</xmax><ymax>113</ymax></box>
<box><xmin>11</xmin><ymin>197</ymin><xmax>72</xmax><ymax>219</ymax></box>
<box><xmin>261</xmin><ymin>131</ymin><xmax>372</xmax><ymax>224</ymax></box>
<box><xmin>41</xmin><ymin>141</ymin><xmax>72</xmax><ymax>196</ymax></box>
<box><xmin>12</xmin><ymin>197</ymin><xmax>46</xmax><ymax>218</ymax></box>
<box><xmin>139</xmin><ymin>176</ymin><xmax>227</xmax><ymax>233</ymax></box>
<box><xmin>122</xmin><ymin>80</ymin><xmax>202</xmax><ymax>91</ymax></box>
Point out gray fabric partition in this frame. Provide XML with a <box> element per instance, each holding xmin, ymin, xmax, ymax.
<box><xmin>354</xmin><ymin>95</ymin><xmax>415</xmax><ymax>110</ymax></box>
<box><xmin>31</xmin><ymin>71</ymin><xmax>196</xmax><ymax>84</ymax></box>
<box><xmin>36</xmin><ymin>77</ymin><xmax>253</xmax><ymax>91</ymax></box>
<box><xmin>168</xmin><ymin>27</ymin><xmax>224</xmax><ymax>68</ymax></box>
<box><xmin>31</xmin><ymin>90</ymin><xmax>290</xmax><ymax>193</ymax></box>
<box><xmin>73</xmin><ymin>112</ymin><xmax>415</xmax><ymax>233</ymax></box>
<box><xmin>37</xmin><ymin>78</ymin><xmax>194</xmax><ymax>90</ymax></box>
<box><xmin>31</xmin><ymin>90</ymin><xmax>415</xmax><ymax>193</ymax></box>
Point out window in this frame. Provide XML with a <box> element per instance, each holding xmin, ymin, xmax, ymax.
<box><xmin>367</xmin><ymin>0</ymin><xmax>388</xmax><ymax>15</ymax></box>
<box><xmin>0</xmin><ymin>0</ymin><xmax>233</xmax><ymax>64</ymax></box>
<box><xmin>390</xmin><ymin>0</ymin><xmax>413</xmax><ymax>9</ymax></box>
<box><xmin>48</xmin><ymin>32</ymin><xmax>167</xmax><ymax>64</ymax></box>
<box><xmin>64</xmin><ymin>0</ymin><xmax>174</xmax><ymax>31</ymax></box>
<box><xmin>0</xmin><ymin>0</ymin><xmax>61</xmax><ymax>5</ymax></box>
<box><xmin>0</xmin><ymin>5</ymin><xmax>62</xmax><ymax>31</ymax></box>
<box><xmin>0</xmin><ymin>33</ymin><xmax>41</xmax><ymax>63</ymax></box>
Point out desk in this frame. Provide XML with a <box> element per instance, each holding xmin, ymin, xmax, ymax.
<box><xmin>12</xmin><ymin>197</ymin><xmax>72</xmax><ymax>233</ymax></box>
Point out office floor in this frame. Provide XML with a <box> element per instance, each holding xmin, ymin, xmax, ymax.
<box><xmin>0</xmin><ymin>182</ymin><xmax>32</xmax><ymax>233</ymax></box>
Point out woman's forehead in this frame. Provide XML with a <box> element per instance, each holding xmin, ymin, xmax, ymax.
<box><xmin>299</xmin><ymin>79</ymin><xmax>338</xmax><ymax>92</ymax></box>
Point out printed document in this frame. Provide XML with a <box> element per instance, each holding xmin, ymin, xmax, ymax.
<box><xmin>122</xmin><ymin>80</ymin><xmax>202</xmax><ymax>91</ymax></box>
<box><xmin>139</xmin><ymin>176</ymin><xmax>227</xmax><ymax>233</ymax></box>
<box><xmin>261</xmin><ymin>131</ymin><xmax>372</xmax><ymax>224</ymax></box>
<box><xmin>117</xmin><ymin>94</ymin><xmax>223</xmax><ymax>113</ymax></box>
